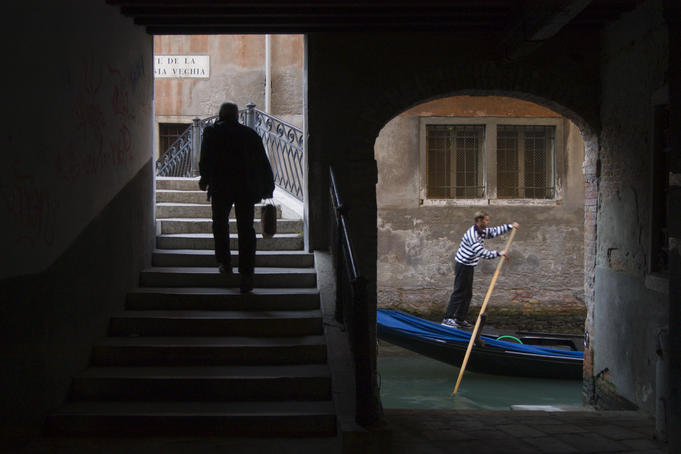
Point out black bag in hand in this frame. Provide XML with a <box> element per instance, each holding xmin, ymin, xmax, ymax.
<box><xmin>260</xmin><ymin>200</ymin><xmax>277</xmax><ymax>238</ymax></box>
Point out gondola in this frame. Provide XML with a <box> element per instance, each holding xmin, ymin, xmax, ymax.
<box><xmin>377</xmin><ymin>309</ymin><xmax>584</xmax><ymax>380</ymax></box>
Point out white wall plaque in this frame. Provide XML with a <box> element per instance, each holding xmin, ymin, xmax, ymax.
<box><xmin>154</xmin><ymin>55</ymin><xmax>210</xmax><ymax>78</ymax></box>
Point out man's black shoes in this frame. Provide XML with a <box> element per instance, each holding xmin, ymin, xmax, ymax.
<box><xmin>218</xmin><ymin>263</ymin><xmax>233</xmax><ymax>276</ymax></box>
<box><xmin>240</xmin><ymin>273</ymin><xmax>254</xmax><ymax>293</ymax></box>
<box><xmin>222</xmin><ymin>265</ymin><xmax>253</xmax><ymax>293</ymax></box>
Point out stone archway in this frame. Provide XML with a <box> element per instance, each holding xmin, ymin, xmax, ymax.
<box><xmin>372</xmin><ymin>92</ymin><xmax>599</xmax><ymax>402</ymax></box>
<box><xmin>306</xmin><ymin>32</ymin><xmax>602</xmax><ymax>409</ymax></box>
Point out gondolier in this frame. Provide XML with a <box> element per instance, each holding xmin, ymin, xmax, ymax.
<box><xmin>441</xmin><ymin>211</ymin><xmax>519</xmax><ymax>329</ymax></box>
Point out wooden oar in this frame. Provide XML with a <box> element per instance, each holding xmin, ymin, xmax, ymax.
<box><xmin>450</xmin><ymin>226</ymin><xmax>517</xmax><ymax>397</ymax></box>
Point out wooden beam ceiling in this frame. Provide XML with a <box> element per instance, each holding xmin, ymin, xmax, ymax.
<box><xmin>106</xmin><ymin>0</ymin><xmax>643</xmax><ymax>36</ymax></box>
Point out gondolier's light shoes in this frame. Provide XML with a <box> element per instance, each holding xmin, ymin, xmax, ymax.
<box><xmin>441</xmin><ymin>318</ymin><xmax>459</xmax><ymax>328</ymax></box>
<box><xmin>441</xmin><ymin>318</ymin><xmax>473</xmax><ymax>329</ymax></box>
<box><xmin>456</xmin><ymin>319</ymin><xmax>473</xmax><ymax>328</ymax></box>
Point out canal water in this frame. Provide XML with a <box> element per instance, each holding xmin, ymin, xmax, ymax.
<box><xmin>379</xmin><ymin>342</ymin><xmax>583</xmax><ymax>410</ymax></box>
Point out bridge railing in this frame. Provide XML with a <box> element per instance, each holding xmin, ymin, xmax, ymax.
<box><xmin>156</xmin><ymin>103</ymin><xmax>303</xmax><ymax>202</ymax></box>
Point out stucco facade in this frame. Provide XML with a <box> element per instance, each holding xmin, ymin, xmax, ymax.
<box><xmin>375</xmin><ymin>96</ymin><xmax>586</xmax><ymax>331</ymax></box>
<box><xmin>153</xmin><ymin>34</ymin><xmax>303</xmax><ymax>158</ymax></box>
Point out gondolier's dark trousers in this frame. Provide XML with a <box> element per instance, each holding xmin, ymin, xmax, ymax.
<box><xmin>445</xmin><ymin>261</ymin><xmax>475</xmax><ymax>320</ymax></box>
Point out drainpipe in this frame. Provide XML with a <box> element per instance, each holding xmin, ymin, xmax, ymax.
<box><xmin>265</xmin><ymin>34</ymin><xmax>272</xmax><ymax>113</ymax></box>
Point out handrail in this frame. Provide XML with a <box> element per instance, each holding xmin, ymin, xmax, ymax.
<box><xmin>328</xmin><ymin>165</ymin><xmax>381</xmax><ymax>426</ymax></box>
<box><xmin>155</xmin><ymin>104</ymin><xmax>304</xmax><ymax>202</ymax></box>
<box><xmin>329</xmin><ymin>168</ymin><xmax>360</xmax><ymax>282</ymax></box>
<box><xmin>155</xmin><ymin>126</ymin><xmax>193</xmax><ymax>177</ymax></box>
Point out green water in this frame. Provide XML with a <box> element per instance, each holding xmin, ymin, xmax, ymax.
<box><xmin>378</xmin><ymin>342</ymin><xmax>583</xmax><ymax>410</ymax></box>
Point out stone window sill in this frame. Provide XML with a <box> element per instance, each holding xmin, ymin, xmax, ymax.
<box><xmin>420</xmin><ymin>198</ymin><xmax>559</xmax><ymax>207</ymax></box>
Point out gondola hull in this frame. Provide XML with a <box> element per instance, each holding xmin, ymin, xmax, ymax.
<box><xmin>377</xmin><ymin>310</ymin><xmax>583</xmax><ymax>380</ymax></box>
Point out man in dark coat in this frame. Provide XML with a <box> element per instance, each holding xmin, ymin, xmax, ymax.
<box><xmin>199</xmin><ymin>102</ymin><xmax>275</xmax><ymax>293</ymax></box>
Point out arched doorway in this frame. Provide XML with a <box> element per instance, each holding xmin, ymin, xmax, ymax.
<box><xmin>375</xmin><ymin>94</ymin><xmax>588</xmax><ymax>329</ymax></box>
<box><xmin>374</xmin><ymin>94</ymin><xmax>593</xmax><ymax>407</ymax></box>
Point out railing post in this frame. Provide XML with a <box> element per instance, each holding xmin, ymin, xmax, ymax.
<box><xmin>190</xmin><ymin>117</ymin><xmax>201</xmax><ymax>177</ymax></box>
<box><xmin>245</xmin><ymin>102</ymin><xmax>256</xmax><ymax>129</ymax></box>
<box><xmin>353</xmin><ymin>276</ymin><xmax>370</xmax><ymax>424</ymax></box>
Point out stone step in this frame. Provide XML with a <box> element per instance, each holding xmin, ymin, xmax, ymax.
<box><xmin>156</xmin><ymin>177</ymin><xmax>201</xmax><ymax>191</ymax></box>
<box><xmin>156</xmin><ymin>203</ymin><xmax>281</xmax><ymax>219</ymax></box>
<box><xmin>152</xmin><ymin>249</ymin><xmax>314</xmax><ymax>268</ymax></box>
<box><xmin>45</xmin><ymin>400</ymin><xmax>336</xmax><ymax>436</ymax></box>
<box><xmin>108</xmin><ymin>310</ymin><xmax>323</xmax><ymax>337</ymax></box>
<box><xmin>159</xmin><ymin>218</ymin><xmax>302</xmax><ymax>234</ymax></box>
<box><xmin>156</xmin><ymin>189</ymin><xmax>211</xmax><ymax>204</ymax></box>
<box><xmin>126</xmin><ymin>287</ymin><xmax>320</xmax><ymax>311</ymax></box>
<box><xmin>156</xmin><ymin>233</ymin><xmax>303</xmax><ymax>251</ymax></box>
<box><xmin>69</xmin><ymin>365</ymin><xmax>332</xmax><ymax>402</ymax></box>
<box><xmin>91</xmin><ymin>336</ymin><xmax>327</xmax><ymax>366</ymax></box>
<box><xmin>139</xmin><ymin>266</ymin><xmax>316</xmax><ymax>288</ymax></box>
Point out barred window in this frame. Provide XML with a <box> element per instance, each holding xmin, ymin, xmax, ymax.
<box><xmin>426</xmin><ymin>125</ymin><xmax>485</xmax><ymax>199</ymax></box>
<box><xmin>159</xmin><ymin>123</ymin><xmax>190</xmax><ymax>156</ymax></box>
<box><xmin>497</xmin><ymin>125</ymin><xmax>555</xmax><ymax>199</ymax></box>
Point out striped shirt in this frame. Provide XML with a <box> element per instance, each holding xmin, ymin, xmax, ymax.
<box><xmin>454</xmin><ymin>224</ymin><xmax>513</xmax><ymax>266</ymax></box>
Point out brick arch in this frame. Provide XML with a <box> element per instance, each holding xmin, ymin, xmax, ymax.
<box><xmin>306</xmin><ymin>38</ymin><xmax>607</xmax><ymax>411</ymax></box>
<box><xmin>357</xmin><ymin>62</ymin><xmax>600</xmax><ymax>146</ymax></box>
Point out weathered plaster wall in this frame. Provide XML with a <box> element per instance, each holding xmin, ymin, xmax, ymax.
<box><xmin>375</xmin><ymin>97</ymin><xmax>585</xmax><ymax>330</ymax></box>
<box><xmin>0</xmin><ymin>163</ymin><xmax>154</xmax><ymax>441</ymax></box>
<box><xmin>664</xmin><ymin>0</ymin><xmax>681</xmax><ymax>446</ymax></box>
<box><xmin>0</xmin><ymin>1</ymin><xmax>154</xmax><ymax>441</ymax></box>
<box><xmin>271</xmin><ymin>35</ymin><xmax>305</xmax><ymax>120</ymax></box>
<box><xmin>590</xmin><ymin>0</ymin><xmax>670</xmax><ymax>413</ymax></box>
<box><xmin>1</xmin><ymin>1</ymin><xmax>153</xmax><ymax>280</ymax></box>
<box><xmin>154</xmin><ymin>35</ymin><xmax>303</xmax><ymax>157</ymax></box>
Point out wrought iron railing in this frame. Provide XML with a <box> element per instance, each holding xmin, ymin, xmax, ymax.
<box><xmin>253</xmin><ymin>109</ymin><xmax>304</xmax><ymax>200</ymax></box>
<box><xmin>329</xmin><ymin>166</ymin><xmax>382</xmax><ymax>426</ymax></box>
<box><xmin>155</xmin><ymin>103</ymin><xmax>304</xmax><ymax>202</ymax></box>
<box><xmin>155</xmin><ymin>126</ymin><xmax>193</xmax><ymax>177</ymax></box>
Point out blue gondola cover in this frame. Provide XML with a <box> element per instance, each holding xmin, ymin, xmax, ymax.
<box><xmin>377</xmin><ymin>309</ymin><xmax>583</xmax><ymax>360</ymax></box>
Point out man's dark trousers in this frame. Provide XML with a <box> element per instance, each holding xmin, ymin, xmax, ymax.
<box><xmin>210</xmin><ymin>192</ymin><xmax>256</xmax><ymax>275</ymax></box>
<box><xmin>444</xmin><ymin>261</ymin><xmax>475</xmax><ymax>320</ymax></box>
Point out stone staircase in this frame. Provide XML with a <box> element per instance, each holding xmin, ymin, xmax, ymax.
<box><xmin>46</xmin><ymin>177</ymin><xmax>337</xmax><ymax>437</ymax></box>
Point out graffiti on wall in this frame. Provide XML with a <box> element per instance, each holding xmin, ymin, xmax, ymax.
<box><xmin>0</xmin><ymin>157</ymin><xmax>58</xmax><ymax>248</ymax></box>
<box><xmin>108</xmin><ymin>65</ymin><xmax>135</xmax><ymax>166</ymax></box>
<box><xmin>2</xmin><ymin>53</ymin><xmax>147</xmax><ymax>251</ymax></box>
<box><xmin>56</xmin><ymin>56</ymin><xmax>107</xmax><ymax>182</ymax></box>
<box><xmin>56</xmin><ymin>54</ymin><xmax>146</xmax><ymax>182</ymax></box>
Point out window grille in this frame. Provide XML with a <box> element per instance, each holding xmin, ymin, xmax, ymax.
<box><xmin>497</xmin><ymin>125</ymin><xmax>555</xmax><ymax>199</ymax></box>
<box><xmin>426</xmin><ymin>125</ymin><xmax>485</xmax><ymax>198</ymax></box>
<box><xmin>159</xmin><ymin>123</ymin><xmax>191</xmax><ymax>156</ymax></box>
